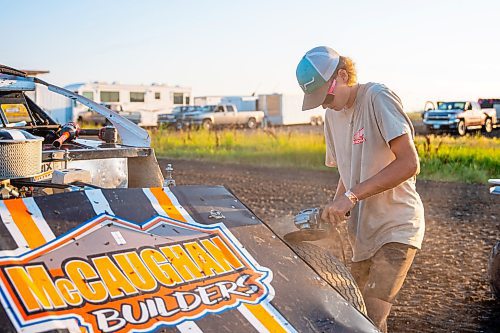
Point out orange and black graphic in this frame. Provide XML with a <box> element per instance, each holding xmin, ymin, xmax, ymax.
<box><xmin>0</xmin><ymin>213</ymin><xmax>277</xmax><ymax>333</ymax></box>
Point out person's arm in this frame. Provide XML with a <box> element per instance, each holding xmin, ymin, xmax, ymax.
<box><xmin>322</xmin><ymin>132</ymin><xmax>419</xmax><ymax>225</ymax></box>
<box><xmin>351</xmin><ymin>133</ymin><xmax>419</xmax><ymax>199</ymax></box>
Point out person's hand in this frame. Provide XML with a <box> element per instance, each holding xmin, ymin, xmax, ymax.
<box><xmin>321</xmin><ymin>195</ymin><xmax>355</xmax><ymax>226</ymax></box>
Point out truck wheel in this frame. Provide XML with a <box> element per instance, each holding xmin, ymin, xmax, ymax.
<box><xmin>489</xmin><ymin>241</ymin><xmax>500</xmax><ymax>300</ymax></box>
<box><xmin>289</xmin><ymin>241</ymin><xmax>367</xmax><ymax>315</ymax></box>
<box><xmin>247</xmin><ymin>118</ymin><xmax>257</xmax><ymax>129</ymax></box>
<box><xmin>457</xmin><ymin>120</ymin><xmax>467</xmax><ymax>136</ymax></box>
<box><xmin>484</xmin><ymin>118</ymin><xmax>493</xmax><ymax>134</ymax></box>
<box><xmin>202</xmin><ymin>119</ymin><xmax>212</xmax><ymax>130</ymax></box>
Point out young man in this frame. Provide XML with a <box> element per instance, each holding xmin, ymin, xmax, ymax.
<box><xmin>296</xmin><ymin>46</ymin><xmax>425</xmax><ymax>332</ymax></box>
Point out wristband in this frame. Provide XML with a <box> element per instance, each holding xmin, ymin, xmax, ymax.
<box><xmin>344</xmin><ymin>190</ymin><xmax>359</xmax><ymax>205</ymax></box>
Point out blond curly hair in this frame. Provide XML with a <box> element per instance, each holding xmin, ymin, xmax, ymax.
<box><xmin>336</xmin><ymin>56</ymin><xmax>357</xmax><ymax>86</ymax></box>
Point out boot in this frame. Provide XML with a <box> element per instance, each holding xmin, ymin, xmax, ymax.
<box><xmin>364</xmin><ymin>297</ymin><xmax>393</xmax><ymax>333</ymax></box>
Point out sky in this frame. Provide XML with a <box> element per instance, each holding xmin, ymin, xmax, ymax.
<box><xmin>1</xmin><ymin>0</ymin><xmax>499</xmax><ymax>111</ymax></box>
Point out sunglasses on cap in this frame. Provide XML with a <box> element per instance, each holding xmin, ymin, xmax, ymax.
<box><xmin>322</xmin><ymin>78</ymin><xmax>337</xmax><ymax>105</ymax></box>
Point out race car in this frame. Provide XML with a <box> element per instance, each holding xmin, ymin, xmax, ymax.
<box><xmin>0</xmin><ymin>65</ymin><xmax>378</xmax><ymax>333</ymax></box>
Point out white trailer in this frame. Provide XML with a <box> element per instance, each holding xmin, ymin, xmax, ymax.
<box><xmin>194</xmin><ymin>96</ymin><xmax>258</xmax><ymax>111</ymax></box>
<box><xmin>64</xmin><ymin>82</ymin><xmax>192</xmax><ymax>127</ymax></box>
<box><xmin>194</xmin><ymin>96</ymin><xmax>223</xmax><ymax>106</ymax></box>
<box><xmin>258</xmin><ymin>93</ymin><xmax>325</xmax><ymax>126</ymax></box>
<box><xmin>220</xmin><ymin>96</ymin><xmax>259</xmax><ymax>111</ymax></box>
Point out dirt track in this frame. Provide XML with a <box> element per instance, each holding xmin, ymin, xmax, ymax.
<box><xmin>159</xmin><ymin>158</ymin><xmax>500</xmax><ymax>333</ymax></box>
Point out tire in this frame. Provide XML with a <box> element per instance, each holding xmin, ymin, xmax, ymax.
<box><xmin>247</xmin><ymin>117</ymin><xmax>257</xmax><ymax>129</ymax></box>
<box><xmin>484</xmin><ymin>118</ymin><xmax>493</xmax><ymax>134</ymax></box>
<box><xmin>489</xmin><ymin>241</ymin><xmax>500</xmax><ymax>300</ymax></box>
<box><xmin>289</xmin><ymin>242</ymin><xmax>367</xmax><ymax>315</ymax></box>
<box><xmin>202</xmin><ymin>119</ymin><xmax>212</xmax><ymax>130</ymax></box>
<box><xmin>457</xmin><ymin>120</ymin><xmax>467</xmax><ymax>136</ymax></box>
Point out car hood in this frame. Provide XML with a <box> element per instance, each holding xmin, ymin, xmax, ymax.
<box><xmin>427</xmin><ymin>109</ymin><xmax>463</xmax><ymax>114</ymax></box>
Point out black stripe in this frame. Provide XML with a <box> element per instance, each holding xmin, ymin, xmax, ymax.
<box><xmin>33</xmin><ymin>191</ymin><xmax>97</xmax><ymax>237</ymax></box>
<box><xmin>102</xmin><ymin>188</ymin><xmax>158</xmax><ymax>223</ymax></box>
<box><xmin>0</xmin><ymin>303</ymin><xmax>18</xmax><ymax>333</ymax></box>
<box><xmin>195</xmin><ymin>308</ymin><xmax>260</xmax><ymax>333</ymax></box>
<box><xmin>0</xmin><ymin>214</ymin><xmax>19</xmax><ymax>251</ymax></box>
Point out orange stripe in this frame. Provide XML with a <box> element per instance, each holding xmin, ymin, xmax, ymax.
<box><xmin>151</xmin><ymin>188</ymin><xmax>290</xmax><ymax>332</ymax></box>
<box><xmin>150</xmin><ymin>188</ymin><xmax>186</xmax><ymax>222</ymax></box>
<box><xmin>244</xmin><ymin>304</ymin><xmax>288</xmax><ymax>333</ymax></box>
<box><xmin>4</xmin><ymin>199</ymin><xmax>46</xmax><ymax>249</ymax></box>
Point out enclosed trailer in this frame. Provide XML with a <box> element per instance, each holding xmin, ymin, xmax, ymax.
<box><xmin>194</xmin><ymin>96</ymin><xmax>223</xmax><ymax>106</ymax></box>
<box><xmin>220</xmin><ymin>96</ymin><xmax>259</xmax><ymax>111</ymax></box>
<box><xmin>258</xmin><ymin>93</ymin><xmax>325</xmax><ymax>126</ymax></box>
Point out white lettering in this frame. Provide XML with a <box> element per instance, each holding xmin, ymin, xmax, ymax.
<box><xmin>172</xmin><ymin>291</ymin><xmax>202</xmax><ymax>312</ymax></box>
<box><xmin>91</xmin><ymin>308</ymin><xmax>126</xmax><ymax>333</ymax></box>
<box><xmin>122</xmin><ymin>302</ymin><xmax>149</xmax><ymax>324</ymax></box>
<box><xmin>195</xmin><ymin>284</ymin><xmax>219</xmax><ymax>305</ymax></box>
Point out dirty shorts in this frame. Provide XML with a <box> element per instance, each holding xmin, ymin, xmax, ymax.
<box><xmin>350</xmin><ymin>242</ymin><xmax>417</xmax><ymax>303</ymax></box>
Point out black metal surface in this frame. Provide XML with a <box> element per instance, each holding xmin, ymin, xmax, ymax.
<box><xmin>0</xmin><ymin>186</ymin><xmax>378</xmax><ymax>333</ymax></box>
<box><xmin>172</xmin><ymin>185</ymin><xmax>377</xmax><ymax>332</ymax></box>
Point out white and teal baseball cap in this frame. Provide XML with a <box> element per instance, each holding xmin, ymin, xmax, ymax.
<box><xmin>296</xmin><ymin>46</ymin><xmax>341</xmax><ymax>110</ymax></box>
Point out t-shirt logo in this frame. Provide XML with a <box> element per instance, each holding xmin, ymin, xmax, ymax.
<box><xmin>353</xmin><ymin>127</ymin><xmax>366</xmax><ymax>144</ymax></box>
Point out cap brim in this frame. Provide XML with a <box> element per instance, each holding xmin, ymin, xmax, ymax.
<box><xmin>301</xmin><ymin>81</ymin><xmax>330</xmax><ymax>111</ymax></box>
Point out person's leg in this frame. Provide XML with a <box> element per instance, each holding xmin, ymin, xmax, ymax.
<box><xmin>363</xmin><ymin>242</ymin><xmax>417</xmax><ymax>332</ymax></box>
<box><xmin>350</xmin><ymin>258</ymin><xmax>371</xmax><ymax>292</ymax></box>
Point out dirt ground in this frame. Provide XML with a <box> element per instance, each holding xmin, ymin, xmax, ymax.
<box><xmin>159</xmin><ymin>158</ymin><xmax>500</xmax><ymax>333</ymax></box>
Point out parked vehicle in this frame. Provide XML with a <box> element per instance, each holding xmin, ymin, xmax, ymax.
<box><xmin>63</xmin><ymin>81</ymin><xmax>192</xmax><ymax>128</ymax></box>
<box><xmin>157</xmin><ymin>105</ymin><xmax>202</xmax><ymax>129</ymax></box>
<box><xmin>258</xmin><ymin>94</ymin><xmax>324</xmax><ymax>126</ymax></box>
<box><xmin>77</xmin><ymin>103</ymin><xmax>143</xmax><ymax>126</ymax></box>
<box><xmin>478</xmin><ymin>98</ymin><xmax>500</xmax><ymax>133</ymax></box>
<box><xmin>423</xmin><ymin>100</ymin><xmax>498</xmax><ymax>135</ymax></box>
<box><xmin>0</xmin><ymin>65</ymin><xmax>378</xmax><ymax>333</ymax></box>
<box><xmin>181</xmin><ymin>104</ymin><xmax>265</xmax><ymax>130</ymax></box>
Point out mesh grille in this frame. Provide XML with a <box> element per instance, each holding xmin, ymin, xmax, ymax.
<box><xmin>0</xmin><ymin>140</ymin><xmax>42</xmax><ymax>179</ymax></box>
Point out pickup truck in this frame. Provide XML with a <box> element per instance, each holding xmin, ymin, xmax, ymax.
<box><xmin>157</xmin><ymin>105</ymin><xmax>202</xmax><ymax>129</ymax></box>
<box><xmin>423</xmin><ymin>100</ymin><xmax>499</xmax><ymax>135</ymax></box>
<box><xmin>180</xmin><ymin>104</ymin><xmax>265</xmax><ymax>130</ymax></box>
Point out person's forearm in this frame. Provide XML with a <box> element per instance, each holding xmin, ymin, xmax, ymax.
<box><xmin>350</xmin><ymin>157</ymin><xmax>418</xmax><ymax>201</ymax></box>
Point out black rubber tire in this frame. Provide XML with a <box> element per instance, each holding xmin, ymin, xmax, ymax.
<box><xmin>489</xmin><ymin>241</ymin><xmax>500</xmax><ymax>300</ymax></box>
<box><xmin>289</xmin><ymin>242</ymin><xmax>367</xmax><ymax>315</ymax></box>
<box><xmin>202</xmin><ymin>119</ymin><xmax>212</xmax><ymax>130</ymax></box>
<box><xmin>247</xmin><ymin>118</ymin><xmax>257</xmax><ymax>129</ymax></box>
<box><xmin>457</xmin><ymin>120</ymin><xmax>467</xmax><ymax>136</ymax></box>
<box><xmin>484</xmin><ymin>118</ymin><xmax>493</xmax><ymax>134</ymax></box>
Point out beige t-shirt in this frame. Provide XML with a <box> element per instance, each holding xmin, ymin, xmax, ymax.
<box><xmin>324</xmin><ymin>82</ymin><xmax>425</xmax><ymax>262</ymax></box>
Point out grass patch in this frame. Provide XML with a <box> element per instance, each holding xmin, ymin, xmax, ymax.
<box><xmin>415</xmin><ymin>134</ymin><xmax>499</xmax><ymax>183</ymax></box>
<box><xmin>152</xmin><ymin>128</ymin><xmax>326</xmax><ymax>170</ymax></box>
<box><xmin>151</xmin><ymin>128</ymin><xmax>500</xmax><ymax>183</ymax></box>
